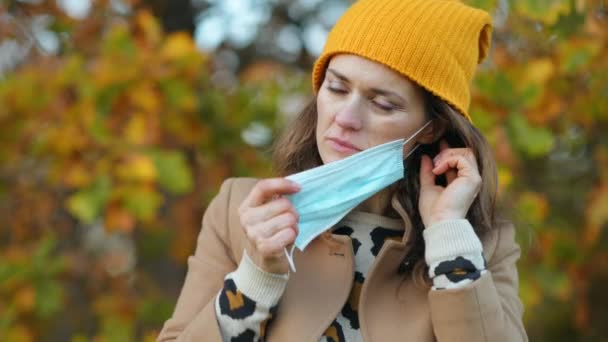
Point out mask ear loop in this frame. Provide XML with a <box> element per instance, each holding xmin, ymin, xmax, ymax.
<box><xmin>401</xmin><ymin>120</ymin><xmax>431</xmax><ymax>158</ymax></box>
<box><xmin>284</xmin><ymin>245</ymin><xmax>297</xmax><ymax>273</ymax></box>
<box><xmin>402</xmin><ymin>120</ymin><xmax>432</xmax><ymax>147</ymax></box>
<box><xmin>404</xmin><ymin>143</ymin><xmax>420</xmax><ymax>158</ymax></box>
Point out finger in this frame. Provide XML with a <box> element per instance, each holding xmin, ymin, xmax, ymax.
<box><xmin>433</xmin><ymin>148</ymin><xmax>477</xmax><ymax>170</ymax></box>
<box><xmin>252</xmin><ymin>212</ymin><xmax>299</xmax><ymax>239</ymax></box>
<box><xmin>435</xmin><ymin>144</ymin><xmax>463</xmax><ymax>185</ymax></box>
<box><xmin>241</xmin><ymin>197</ymin><xmax>297</xmax><ymax>226</ymax></box>
<box><xmin>419</xmin><ymin>154</ymin><xmax>436</xmax><ymax>189</ymax></box>
<box><xmin>256</xmin><ymin>228</ymin><xmax>297</xmax><ymax>256</ymax></box>
<box><xmin>244</xmin><ymin>178</ymin><xmax>301</xmax><ymax>208</ymax></box>
<box><xmin>443</xmin><ymin>167</ymin><xmax>457</xmax><ymax>184</ymax></box>
<box><xmin>437</xmin><ymin>141</ymin><xmax>456</xmax><ymax>184</ymax></box>
<box><xmin>432</xmin><ymin>154</ymin><xmax>478</xmax><ymax>178</ymax></box>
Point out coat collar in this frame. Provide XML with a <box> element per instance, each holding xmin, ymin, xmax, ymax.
<box><xmin>390</xmin><ymin>191</ymin><xmax>416</xmax><ymax>246</ymax></box>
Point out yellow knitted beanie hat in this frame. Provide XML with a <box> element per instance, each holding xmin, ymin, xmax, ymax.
<box><xmin>312</xmin><ymin>0</ymin><xmax>493</xmax><ymax>121</ymax></box>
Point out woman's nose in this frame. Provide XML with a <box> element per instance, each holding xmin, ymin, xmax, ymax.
<box><xmin>334</xmin><ymin>98</ymin><xmax>363</xmax><ymax>130</ymax></box>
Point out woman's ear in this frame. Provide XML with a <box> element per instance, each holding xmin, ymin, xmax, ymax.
<box><xmin>417</xmin><ymin>120</ymin><xmax>445</xmax><ymax>144</ymax></box>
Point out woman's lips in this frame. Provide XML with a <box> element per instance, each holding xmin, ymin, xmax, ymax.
<box><xmin>327</xmin><ymin>137</ymin><xmax>361</xmax><ymax>154</ymax></box>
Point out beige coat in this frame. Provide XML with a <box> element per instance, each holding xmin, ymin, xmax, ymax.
<box><xmin>158</xmin><ymin>178</ymin><xmax>527</xmax><ymax>341</ymax></box>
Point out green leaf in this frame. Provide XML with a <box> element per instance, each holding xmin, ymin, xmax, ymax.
<box><xmin>515</xmin><ymin>0</ymin><xmax>572</xmax><ymax>25</ymax></box>
<box><xmin>469</xmin><ymin>108</ymin><xmax>497</xmax><ymax>135</ymax></box>
<box><xmin>123</xmin><ymin>186</ymin><xmax>163</xmax><ymax>220</ymax></box>
<box><xmin>535</xmin><ymin>265</ymin><xmax>570</xmax><ymax>299</ymax></box>
<box><xmin>137</xmin><ymin>298</ymin><xmax>174</xmax><ymax>326</ymax></box>
<box><xmin>560</xmin><ymin>46</ymin><xmax>598</xmax><ymax>75</ymax></box>
<box><xmin>150</xmin><ymin>150</ymin><xmax>193</xmax><ymax>194</ymax></box>
<box><xmin>0</xmin><ymin>306</ymin><xmax>17</xmax><ymax>332</ymax></box>
<box><xmin>102</xmin><ymin>25</ymin><xmax>137</xmax><ymax>60</ymax></box>
<box><xmin>520</xmin><ymin>84</ymin><xmax>543</xmax><ymax>109</ymax></box>
<box><xmin>31</xmin><ymin>236</ymin><xmax>66</xmax><ymax>276</ymax></box>
<box><xmin>464</xmin><ymin>0</ymin><xmax>498</xmax><ymax>12</ymax></box>
<box><xmin>138</xmin><ymin>229</ymin><xmax>173</xmax><ymax>261</ymax></box>
<box><xmin>507</xmin><ymin>113</ymin><xmax>555</xmax><ymax>157</ymax></box>
<box><xmin>160</xmin><ymin>79</ymin><xmax>195</xmax><ymax>111</ymax></box>
<box><xmin>66</xmin><ymin>176</ymin><xmax>112</xmax><ymax>223</ymax></box>
<box><xmin>99</xmin><ymin>316</ymin><xmax>134</xmax><ymax>341</ymax></box>
<box><xmin>474</xmin><ymin>71</ymin><xmax>519</xmax><ymax>110</ymax></box>
<box><xmin>35</xmin><ymin>280</ymin><xmax>63</xmax><ymax>319</ymax></box>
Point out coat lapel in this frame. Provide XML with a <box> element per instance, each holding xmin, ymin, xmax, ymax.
<box><xmin>267</xmin><ymin>234</ymin><xmax>354</xmax><ymax>342</ymax></box>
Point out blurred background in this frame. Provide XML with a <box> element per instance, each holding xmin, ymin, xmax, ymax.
<box><xmin>0</xmin><ymin>0</ymin><xmax>607</xmax><ymax>340</ymax></box>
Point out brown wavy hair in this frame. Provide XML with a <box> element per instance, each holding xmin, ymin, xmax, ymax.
<box><xmin>272</xmin><ymin>89</ymin><xmax>499</xmax><ymax>285</ymax></box>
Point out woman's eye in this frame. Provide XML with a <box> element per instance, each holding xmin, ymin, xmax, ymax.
<box><xmin>372</xmin><ymin>100</ymin><xmax>396</xmax><ymax>112</ymax></box>
<box><xmin>327</xmin><ymin>86</ymin><xmax>347</xmax><ymax>94</ymax></box>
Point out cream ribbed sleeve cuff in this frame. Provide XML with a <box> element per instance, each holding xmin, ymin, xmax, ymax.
<box><xmin>424</xmin><ymin>219</ymin><xmax>483</xmax><ymax>266</ymax></box>
<box><xmin>231</xmin><ymin>251</ymin><xmax>289</xmax><ymax>307</ymax></box>
<box><xmin>423</xmin><ymin>219</ymin><xmax>486</xmax><ymax>289</ymax></box>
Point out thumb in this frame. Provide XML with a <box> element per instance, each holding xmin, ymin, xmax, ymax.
<box><xmin>419</xmin><ymin>154</ymin><xmax>435</xmax><ymax>189</ymax></box>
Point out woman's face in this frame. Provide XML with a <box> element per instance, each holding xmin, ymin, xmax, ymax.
<box><xmin>316</xmin><ymin>54</ymin><xmax>430</xmax><ymax>164</ymax></box>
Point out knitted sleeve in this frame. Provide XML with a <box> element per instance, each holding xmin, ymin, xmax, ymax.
<box><xmin>214</xmin><ymin>251</ymin><xmax>288</xmax><ymax>341</ymax></box>
<box><xmin>423</xmin><ymin>219</ymin><xmax>487</xmax><ymax>290</ymax></box>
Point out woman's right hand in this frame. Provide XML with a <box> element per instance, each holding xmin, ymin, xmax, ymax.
<box><xmin>238</xmin><ymin>178</ymin><xmax>301</xmax><ymax>274</ymax></box>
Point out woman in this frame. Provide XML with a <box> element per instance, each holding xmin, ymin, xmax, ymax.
<box><xmin>158</xmin><ymin>0</ymin><xmax>527</xmax><ymax>341</ymax></box>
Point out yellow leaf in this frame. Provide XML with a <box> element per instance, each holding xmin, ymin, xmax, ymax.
<box><xmin>116</xmin><ymin>155</ymin><xmax>157</xmax><ymax>182</ymax></box>
<box><xmin>136</xmin><ymin>10</ymin><xmax>162</xmax><ymax>46</ymax></box>
<box><xmin>63</xmin><ymin>161</ymin><xmax>92</xmax><ymax>187</ymax></box>
<box><xmin>523</xmin><ymin>58</ymin><xmax>554</xmax><ymax>85</ymax></box>
<box><xmin>130</xmin><ymin>83</ymin><xmax>161</xmax><ymax>114</ymax></box>
<box><xmin>143</xmin><ymin>331</ymin><xmax>161</xmax><ymax>342</ymax></box>
<box><xmin>161</xmin><ymin>33</ymin><xmax>197</xmax><ymax>61</ymax></box>
<box><xmin>93</xmin><ymin>55</ymin><xmax>137</xmax><ymax>87</ymax></box>
<box><xmin>123</xmin><ymin>112</ymin><xmax>160</xmax><ymax>145</ymax></box>
<box><xmin>519</xmin><ymin>276</ymin><xmax>541</xmax><ymax>309</ymax></box>
<box><xmin>48</xmin><ymin>125</ymin><xmax>89</xmax><ymax>156</ymax></box>
<box><xmin>6</xmin><ymin>324</ymin><xmax>33</xmax><ymax>342</ymax></box>
<box><xmin>497</xmin><ymin>166</ymin><xmax>513</xmax><ymax>192</ymax></box>
<box><xmin>517</xmin><ymin>192</ymin><xmax>549</xmax><ymax>227</ymax></box>
<box><xmin>124</xmin><ymin>113</ymin><xmax>148</xmax><ymax>145</ymax></box>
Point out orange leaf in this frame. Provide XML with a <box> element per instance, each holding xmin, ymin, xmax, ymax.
<box><xmin>105</xmin><ymin>203</ymin><xmax>136</xmax><ymax>233</ymax></box>
<box><xmin>15</xmin><ymin>286</ymin><xmax>36</xmax><ymax>314</ymax></box>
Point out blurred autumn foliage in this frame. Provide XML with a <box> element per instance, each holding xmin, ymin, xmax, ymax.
<box><xmin>0</xmin><ymin>0</ymin><xmax>607</xmax><ymax>341</ymax></box>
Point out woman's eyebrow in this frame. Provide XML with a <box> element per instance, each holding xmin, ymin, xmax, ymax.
<box><xmin>327</xmin><ymin>68</ymin><xmax>350</xmax><ymax>82</ymax></box>
<box><xmin>327</xmin><ymin>68</ymin><xmax>408</xmax><ymax>105</ymax></box>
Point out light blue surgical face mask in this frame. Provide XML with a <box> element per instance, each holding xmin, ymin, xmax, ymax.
<box><xmin>283</xmin><ymin>121</ymin><xmax>431</xmax><ymax>272</ymax></box>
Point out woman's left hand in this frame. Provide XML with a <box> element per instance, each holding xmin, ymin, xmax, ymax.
<box><xmin>418</xmin><ymin>140</ymin><xmax>482</xmax><ymax>228</ymax></box>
